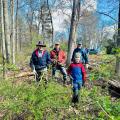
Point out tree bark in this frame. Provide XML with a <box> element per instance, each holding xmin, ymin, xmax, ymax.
<box><xmin>3</xmin><ymin>0</ymin><xmax>11</xmax><ymax>63</ymax></box>
<box><xmin>0</xmin><ymin>0</ymin><xmax>1</xmax><ymax>52</ymax></box>
<box><xmin>115</xmin><ymin>0</ymin><xmax>120</xmax><ymax>76</ymax></box>
<box><xmin>16</xmin><ymin>0</ymin><xmax>20</xmax><ymax>53</ymax></box>
<box><xmin>1</xmin><ymin>0</ymin><xmax>6</xmax><ymax>78</ymax></box>
<box><xmin>11</xmin><ymin>0</ymin><xmax>15</xmax><ymax>64</ymax></box>
<box><xmin>67</xmin><ymin>0</ymin><xmax>79</xmax><ymax>65</ymax></box>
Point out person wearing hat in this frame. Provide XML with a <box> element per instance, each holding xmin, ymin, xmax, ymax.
<box><xmin>50</xmin><ymin>42</ymin><xmax>67</xmax><ymax>84</ymax></box>
<box><xmin>30</xmin><ymin>41</ymin><xmax>51</xmax><ymax>87</ymax></box>
<box><xmin>67</xmin><ymin>52</ymin><xmax>86</xmax><ymax>103</ymax></box>
<box><xmin>71</xmin><ymin>42</ymin><xmax>89</xmax><ymax>68</ymax></box>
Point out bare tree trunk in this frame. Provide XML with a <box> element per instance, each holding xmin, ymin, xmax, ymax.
<box><xmin>0</xmin><ymin>0</ymin><xmax>1</xmax><ymax>53</ymax></box>
<box><xmin>3</xmin><ymin>0</ymin><xmax>11</xmax><ymax>63</ymax></box>
<box><xmin>1</xmin><ymin>0</ymin><xmax>6</xmax><ymax>78</ymax></box>
<box><xmin>19</xmin><ymin>28</ymin><xmax>22</xmax><ymax>51</ymax></box>
<box><xmin>115</xmin><ymin>0</ymin><xmax>120</xmax><ymax>76</ymax></box>
<box><xmin>67</xmin><ymin>0</ymin><xmax>79</xmax><ymax>65</ymax></box>
<box><xmin>16</xmin><ymin>0</ymin><xmax>20</xmax><ymax>53</ymax></box>
<box><xmin>29</xmin><ymin>25</ymin><xmax>32</xmax><ymax>43</ymax></box>
<box><xmin>11</xmin><ymin>0</ymin><xmax>15</xmax><ymax>64</ymax></box>
<box><xmin>0</xmin><ymin>1</ymin><xmax>2</xmax><ymax>53</ymax></box>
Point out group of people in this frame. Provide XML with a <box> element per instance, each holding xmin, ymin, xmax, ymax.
<box><xmin>30</xmin><ymin>41</ymin><xmax>89</xmax><ymax>103</ymax></box>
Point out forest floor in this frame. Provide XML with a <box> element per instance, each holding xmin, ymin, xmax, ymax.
<box><xmin>0</xmin><ymin>54</ymin><xmax>120</xmax><ymax>120</ymax></box>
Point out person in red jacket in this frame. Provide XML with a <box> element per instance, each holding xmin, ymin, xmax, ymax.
<box><xmin>67</xmin><ymin>53</ymin><xmax>86</xmax><ymax>103</ymax></box>
<box><xmin>50</xmin><ymin>42</ymin><xmax>67</xmax><ymax>84</ymax></box>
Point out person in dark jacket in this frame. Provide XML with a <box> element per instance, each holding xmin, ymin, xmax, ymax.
<box><xmin>68</xmin><ymin>53</ymin><xmax>86</xmax><ymax>103</ymax></box>
<box><xmin>50</xmin><ymin>42</ymin><xmax>67</xmax><ymax>84</ymax></box>
<box><xmin>30</xmin><ymin>41</ymin><xmax>51</xmax><ymax>87</ymax></box>
<box><xmin>71</xmin><ymin>42</ymin><xmax>89</xmax><ymax>68</ymax></box>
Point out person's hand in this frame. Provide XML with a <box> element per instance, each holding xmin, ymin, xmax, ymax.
<box><xmin>58</xmin><ymin>61</ymin><xmax>62</xmax><ymax>65</ymax></box>
<box><xmin>84</xmin><ymin>82</ymin><xmax>89</xmax><ymax>88</ymax></box>
<box><xmin>47</xmin><ymin>64</ymin><xmax>51</xmax><ymax>69</ymax></box>
<box><xmin>86</xmin><ymin>64</ymin><xmax>89</xmax><ymax>69</ymax></box>
<box><xmin>58</xmin><ymin>61</ymin><xmax>64</xmax><ymax>66</ymax></box>
<box><xmin>33</xmin><ymin>69</ymin><xmax>37</xmax><ymax>75</ymax></box>
<box><xmin>52</xmin><ymin>59</ymin><xmax>57</xmax><ymax>64</ymax></box>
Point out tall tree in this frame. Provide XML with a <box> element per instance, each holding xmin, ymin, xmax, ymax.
<box><xmin>67</xmin><ymin>0</ymin><xmax>80</xmax><ymax>65</ymax></box>
<box><xmin>1</xmin><ymin>0</ymin><xmax>6</xmax><ymax>77</ymax></box>
<box><xmin>3</xmin><ymin>0</ymin><xmax>11</xmax><ymax>63</ymax></box>
<box><xmin>0</xmin><ymin>0</ymin><xmax>2</xmax><ymax>52</ymax></box>
<box><xmin>41</xmin><ymin>0</ymin><xmax>54</xmax><ymax>47</ymax></box>
<box><xmin>116</xmin><ymin>0</ymin><xmax>120</xmax><ymax>76</ymax></box>
<box><xmin>16</xmin><ymin>0</ymin><xmax>20</xmax><ymax>53</ymax></box>
<box><xmin>10</xmin><ymin>0</ymin><xmax>15</xmax><ymax>64</ymax></box>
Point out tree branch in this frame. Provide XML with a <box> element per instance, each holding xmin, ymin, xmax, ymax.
<box><xmin>96</xmin><ymin>11</ymin><xmax>117</xmax><ymax>22</ymax></box>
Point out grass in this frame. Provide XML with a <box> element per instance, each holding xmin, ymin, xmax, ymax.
<box><xmin>0</xmin><ymin>54</ymin><xmax>120</xmax><ymax>120</ymax></box>
<box><xmin>0</xmin><ymin>78</ymin><xmax>120</xmax><ymax>119</ymax></box>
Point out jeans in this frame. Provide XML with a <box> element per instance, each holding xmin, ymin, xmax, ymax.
<box><xmin>36</xmin><ymin>67</ymin><xmax>48</xmax><ymax>88</ymax></box>
<box><xmin>52</xmin><ymin>65</ymin><xmax>67</xmax><ymax>81</ymax></box>
<box><xmin>73</xmin><ymin>81</ymin><xmax>83</xmax><ymax>96</ymax></box>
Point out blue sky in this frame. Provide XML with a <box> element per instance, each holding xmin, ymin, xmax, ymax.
<box><xmin>97</xmin><ymin>0</ymin><xmax>119</xmax><ymax>27</ymax></box>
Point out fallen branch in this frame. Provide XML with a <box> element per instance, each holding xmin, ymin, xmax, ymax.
<box><xmin>96</xmin><ymin>101</ymin><xmax>114</xmax><ymax>120</ymax></box>
<box><xmin>8</xmin><ymin>72</ymin><xmax>35</xmax><ymax>79</ymax></box>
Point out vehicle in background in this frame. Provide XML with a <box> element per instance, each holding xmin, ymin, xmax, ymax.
<box><xmin>88</xmin><ymin>48</ymin><xmax>99</xmax><ymax>55</ymax></box>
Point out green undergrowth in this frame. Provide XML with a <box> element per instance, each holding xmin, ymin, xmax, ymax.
<box><xmin>0</xmin><ymin>78</ymin><xmax>120</xmax><ymax>120</ymax></box>
<box><xmin>0</xmin><ymin>54</ymin><xmax>120</xmax><ymax>120</ymax></box>
<box><xmin>89</xmin><ymin>55</ymin><xmax>116</xmax><ymax>81</ymax></box>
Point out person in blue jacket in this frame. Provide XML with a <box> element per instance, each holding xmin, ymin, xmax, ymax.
<box><xmin>30</xmin><ymin>41</ymin><xmax>51</xmax><ymax>86</ymax></box>
<box><xmin>71</xmin><ymin>42</ymin><xmax>89</xmax><ymax>68</ymax></box>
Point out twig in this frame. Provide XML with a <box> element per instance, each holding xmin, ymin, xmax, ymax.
<box><xmin>96</xmin><ymin>101</ymin><xmax>114</xmax><ymax>120</ymax></box>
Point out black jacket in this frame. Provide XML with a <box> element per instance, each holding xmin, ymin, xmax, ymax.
<box><xmin>71</xmin><ymin>48</ymin><xmax>88</xmax><ymax>64</ymax></box>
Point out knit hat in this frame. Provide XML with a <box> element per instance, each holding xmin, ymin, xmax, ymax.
<box><xmin>75</xmin><ymin>53</ymin><xmax>80</xmax><ymax>59</ymax></box>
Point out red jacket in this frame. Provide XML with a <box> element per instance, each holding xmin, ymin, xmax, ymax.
<box><xmin>50</xmin><ymin>48</ymin><xmax>66</xmax><ymax>64</ymax></box>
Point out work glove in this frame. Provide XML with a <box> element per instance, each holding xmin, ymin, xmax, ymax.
<box><xmin>85</xmin><ymin>64</ymin><xmax>89</xmax><ymax>69</ymax></box>
<box><xmin>58</xmin><ymin>61</ymin><xmax>64</xmax><ymax>67</ymax></box>
<box><xmin>52</xmin><ymin>59</ymin><xmax>57</xmax><ymax>64</ymax></box>
<box><xmin>33</xmin><ymin>69</ymin><xmax>37</xmax><ymax>75</ymax></box>
<box><xmin>47</xmin><ymin>64</ymin><xmax>51</xmax><ymax>69</ymax></box>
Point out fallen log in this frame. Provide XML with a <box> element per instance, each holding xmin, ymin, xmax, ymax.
<box><xmin>108</xmin><ymin>79</ymin><xmax>120</xmax><ymax>98</ymax></box>
<box><xmin>108</xmin><ymin>80</ymin><xmax>120</xmax><ymax>88</ymax></box>
<box><xmin>8</xmin><ymin>72</ymin><xmax>35</xmax><ymax>79</ymax></box>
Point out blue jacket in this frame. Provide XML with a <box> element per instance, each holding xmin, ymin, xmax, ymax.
<box><xmin>67</xmin><ymin>63</ymin><xmax>86</xmax><ymax>83</ymax></box>
<box><xmin>71</xmin><ymin>48</ymin><xmax>88</xmax><ymax>64</ymax></box>
<box><xmin>30</xmin><ymin>49</ymin><xmax>51</xmax><ymax>70</ymax></box>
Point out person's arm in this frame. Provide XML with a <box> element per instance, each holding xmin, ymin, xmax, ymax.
<box><xmin>50</xmin><ymin>51</ymin><xmax>53</xmax><ymax>59</ymax></box>
<box><xmin>60</xmin><ymin>51</ymin><xmax>66</xmax><ymax>64</ymax></box>
<box><xmin>50</xmin><ymin>51</ymin><xmax>57</xmax><ymax>65</ymax></box>
<box><xmin>30</xmin><ymin>53</ymin><xmax>35</xmax><ymax>70</ymax></box>
<box><xmin>81</xmin><ymin>64</ymin><xmax>87</xmax><ymax>84</ymax></box>
<box><xmin>47</xmin><ymin>51</ymin><xmax>51</xmax><ymax>65</ymax></box>
<box><xmin>82</xmin><ymin>51</ymin><xmax>89</xmax><ymax>69</ymax></box>
<box><xmin>67</xmin><ymin>64</ymin><xmax>74</xmax><ymax>82</ymax></box>
<box><xmin>29</xmin><ymin>53</ymin><xmax>37</xmax><ymax>75</ymax></box>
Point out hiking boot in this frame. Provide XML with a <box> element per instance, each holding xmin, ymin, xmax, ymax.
<box><xmin>72</xmin><ymin>95</ymin><xmax>79</xmax><ymax>103</ymax></box>
<box><xmin>76</xmin><ymin>95</ymin><xmax>79</xmax><ymax>103</ymax></box>
<box><xmin>72</xmin><ymin>95</ymin><xmax>75</xmax><ymax>103</ymax></box>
